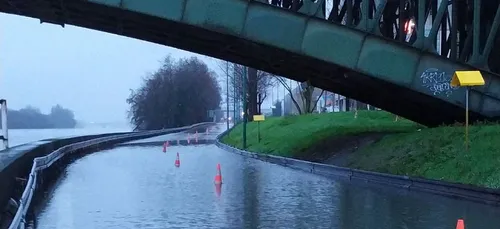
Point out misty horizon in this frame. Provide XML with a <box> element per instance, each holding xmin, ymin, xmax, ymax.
<box><xmin>0</xmin><ymin>13</ymin><xmax>221</xmax><ymax>124</ymax></box>
<box><xmin>1</xmin><ymin>11</ymin><xmax>288</xmax><ymax>125</ymax></box>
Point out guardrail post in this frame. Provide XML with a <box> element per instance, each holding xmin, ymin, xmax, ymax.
<box><xmin>0</xmin><ymin>99</ymin><xmax>8</xmax><ymax>150</ymax></box>
<box><xmin>20</xmin><ymin>218</ymin><xmax>25</xmax><ymax>229</ymax></box>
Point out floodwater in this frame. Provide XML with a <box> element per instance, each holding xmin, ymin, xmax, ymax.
<box><xmin>35</xmin><ymin>136</ymin><xmax>500</xmax><ymax>229</ymax></box>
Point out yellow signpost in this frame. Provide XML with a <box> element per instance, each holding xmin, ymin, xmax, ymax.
<box><xmin>450</xmin><ymin>70</ymin><xmax>485</xmax><ymax>151</ymax></box>
<box><xmin>253</xmin><ymin>115</ymin><xmax>265</xmax><ymax>121</ymax></box>
<box><xmin>253</xmin><ymin>115</ymin><xmax>265</xmax><ymax>142</ymax></box>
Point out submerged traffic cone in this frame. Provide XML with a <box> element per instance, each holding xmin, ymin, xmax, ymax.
<box><xmin>214</xmin><ymin>163</ymin><xmax>222</xmax><ymax>184</ymax></box>
<box><xmin>456</xmin><ymin>219</ymin><xmax>464</xmax><ymax>229</ymax></box>
<box><xmin>174</xmin><ymin>152</ymin><xmax>180</xmax><ymax>167</ymax></box>
<box><xmin>215</xmin><ymin>182</ymin><xmax>222</xmax><ymax>197</ymax></box>
<box><xmin>162</xmin><ymin>141</ymin><xmax>168</xmax><ymax>152</ymax></box>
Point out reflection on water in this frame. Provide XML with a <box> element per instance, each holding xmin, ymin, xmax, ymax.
<box><xmin>36</xmin><ymin>145</ymin><xmax>500</xmax><ymax>229</ymax></box>
<box><xmin>8</xmin><ymin>127</ymin><xmax>130</xmax><ymax>146</ymax></box>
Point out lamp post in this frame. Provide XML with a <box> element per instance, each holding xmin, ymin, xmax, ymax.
<box><xmin>242</xmin><ymin>66</ymin><xmax>248</xmax><ymax>149</ymax></box>
<box><xmin>226</xmin><ymin>61</ymin><xmax>229</xmax><ymax>130</ymax></box>
<box><xmin>233</xmin><ymin>63</ymin><xmax>236</xmax><ymax>124</ymax></box>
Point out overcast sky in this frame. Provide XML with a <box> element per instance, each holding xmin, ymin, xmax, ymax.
<box><xmin>0</xmin><ymin>13</ymin><xmax>222</xmax><ymax>123</ymax></box>
<box><xmin>0</xmin><ymin>12</ymin><xmax>284</xmax><ymax>124</ymax></box>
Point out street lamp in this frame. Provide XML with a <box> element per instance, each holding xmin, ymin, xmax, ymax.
<box><xmin>226</xmin><ymin>61</ymin><xmax>229</xmax><ymax>130</ymax></box>
<box><xmin>242</xmin><ymin>66</ymin><xmax>248</xmax><ymax>149</ymax></box>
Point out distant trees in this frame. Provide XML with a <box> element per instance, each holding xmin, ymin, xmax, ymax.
<box><xmin>127</xmin><ymin>56</ymin><xmax>221</xmax><ymax>130</ymax></box>
<box><xmin>49</xmin><ymin>105</ymin><xmax>77</xmax><ymax>128</ymax></box>
<box><xmin>4</xmin><ymin>105</ymin><xmax>76</xmax><ymax>129</ymax></box>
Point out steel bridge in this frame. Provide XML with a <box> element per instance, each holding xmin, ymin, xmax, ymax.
<box><xmin>1</xmin><ymin>0</ymin><xmax>500</xmax><ymax>126</ymax></box>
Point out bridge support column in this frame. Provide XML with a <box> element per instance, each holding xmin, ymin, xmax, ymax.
<box><xmin>0</xmin><ymin>99</ymin><xmax>8</xmax><ymax>150</ymax></box>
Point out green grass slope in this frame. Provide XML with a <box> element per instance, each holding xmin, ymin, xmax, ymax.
<box><xmin>347</xmin><ymin>123</ymin><xmax>500</xmax><ymax>188</ymax></box>
<box><xmin>222</xmin><ymin>110</ymin><xmax>420</xmax><ymax>157</ymax></box>
<box><xmin>222</xmin><ymin>110</ymin><xmax>500</xmax><ymax>189</ymax></box>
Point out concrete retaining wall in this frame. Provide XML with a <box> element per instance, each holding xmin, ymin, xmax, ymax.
<box><xmin>215</xmin><ymin>128</ymin><xmax>500</xmax><ymax>206</ymax></box>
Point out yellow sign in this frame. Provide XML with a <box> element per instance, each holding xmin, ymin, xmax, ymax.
<box><xmin>450</xmin><ymin>70</ymin><xmax>485</xmax><ymax>151</ymax></box>
<box><xmin>451</xmin><ymin>71</ymin><xmax>485</xmax><ymax>87</ymax></box>
<box><xmin>253</xmin><ymin>115</ymin><xmax>265</xmax><ymax>121</ymax></box>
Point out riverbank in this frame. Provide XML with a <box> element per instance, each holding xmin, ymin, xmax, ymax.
<box><xmin>221</xmin><ymin>111</ymin><xmax>500</xmax><ymax>189</ymax></box>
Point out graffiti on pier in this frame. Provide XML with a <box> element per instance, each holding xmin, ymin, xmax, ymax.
<box><xmin>420</xmin><ymin>68</ymin><xmax>458</xmax><ymax>97</ymax></box>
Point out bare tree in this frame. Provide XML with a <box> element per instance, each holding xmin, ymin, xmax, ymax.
<box><xmin>275</xmin><ymin>77</ymin><xmax>324</xmax><ymax>115</ymax></box>
<box><xmin>127</xmin><ymin>56</ymin><xmax>221</xmax><ymax>130</ymax></box>
<box><xmin>218</xmin><ymin>61</ymin><xmax>274</xmax><ymax>120</ymax></box>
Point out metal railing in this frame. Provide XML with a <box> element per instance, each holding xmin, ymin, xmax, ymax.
<box><xmin>7</xmin><ymin>122</ymin><xmax>213</xmax><ymax>229</ymax></box>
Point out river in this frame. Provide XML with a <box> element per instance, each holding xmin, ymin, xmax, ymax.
<box><xmin>8</xmin><ymin>127</ymin><xmax>131</xmax><ymax>147</ymax></box>
<box><xmin>31</xmin><ymin>126</ymin><xmax>500</xmax><ymax>229</ymax></box>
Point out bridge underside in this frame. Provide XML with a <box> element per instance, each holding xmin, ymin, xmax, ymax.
<box><xmin>0</xmin><ymin>0</ymin><xmax>494</xmax><ymax>126</ymax></box>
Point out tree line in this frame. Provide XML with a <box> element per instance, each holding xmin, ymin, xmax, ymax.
<box><xmin>127</xmin><ymin>56</ymin><xmax>221</xmax><ymax>130</ymax></box>
<box><xmin>127</xmin><ymin>55</ymin><xmax>367</xmax><ymax>130</ymax></box>
<box><xmin>219</xmin><ymin>61</ymin><xmax>326</xmax><ymax>121</ymax></box>
<box><xmin>2</xmin><ymin>105</ymin><xmax>77</xmax><ymax>129</ymax></box>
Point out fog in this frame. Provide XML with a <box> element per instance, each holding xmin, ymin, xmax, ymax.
<box><xmin>0</xmin><ymin>13</ymin><xmax>220</xmax><ymax>124</ymax></box>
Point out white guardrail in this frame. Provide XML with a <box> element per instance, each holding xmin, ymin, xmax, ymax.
<box><xmin>8</xmin><ymin>122</ymin><xmax>212</xmax><ymax>229</ymax></box>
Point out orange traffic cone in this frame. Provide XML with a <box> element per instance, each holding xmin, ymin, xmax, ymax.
<box><xmin>456</xmin><ymin>219</ymin><xmax>464</xmax><ymax>229</ymax></box>
<box><xmin>215</xmin><ymin>182</ymin><xmax>222</xmax><ymax>197</ymax></box>
<box><xmin>162</xmin><ymin>141</ymin><xmax>168</xmax><ymax>152</ymax></box>
<box><xmin>214</xmin><ymin>163</ymin><xmax>222</xmax><ymax>184</ymax></box>
<box><xmin>174</xmin><ymin>152</ymin><xmax>180</xmax><ymax>167</ymax></box>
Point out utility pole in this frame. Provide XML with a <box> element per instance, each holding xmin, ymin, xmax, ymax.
<box><xmin>242</xmin><ymin>66</ymin><xmax>248</xmax><ymax>149</ymax></box>
<box><xmin>226</xmin><ymin>61</ymin><xmax>230</xmax><ymax>130</ymax></box>
<box><xmin>282</xmin><ymin>82</ymin><xmax>285</xmax><ymax>116</ymax></box>
<box><xmin>233</xmin><ymin>63</ymin><xmax>236</xmax><ymax>124</ymax></box>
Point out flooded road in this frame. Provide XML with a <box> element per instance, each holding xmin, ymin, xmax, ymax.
<box><xmin>35</xmin><ymin>130</ymin><xmax>500</xmax><ymax>229</ymax></box>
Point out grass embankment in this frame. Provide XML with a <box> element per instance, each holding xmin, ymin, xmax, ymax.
<box><xmin>222</xmin><ymin>110</ymin><xmax>420</xmax><ymax>156</ymax></box>
<box><xmin>348</xmin><ymin>123</ymin><xmax>500</xmax><ymax>188</ymax></box>
<box><xmin>222</xmin><ymin>111</ymin><xmax>500</xmax><ymax>189</ymax></box>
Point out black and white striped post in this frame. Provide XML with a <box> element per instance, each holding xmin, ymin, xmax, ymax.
<box><xmin>0</xmin><ymin>99</ymin><xmax>8</xmax><ymax>150</ymax></box>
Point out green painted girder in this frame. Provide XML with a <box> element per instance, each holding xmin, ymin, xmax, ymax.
<box><xmin>87</xmin><ymin>0</ymin><xmax>500</xmax><ymax>118</ymax></box>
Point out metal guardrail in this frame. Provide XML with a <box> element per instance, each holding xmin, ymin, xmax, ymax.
<box><xmin>8</xmin><ymin>122</ymin><xmax>213</xmax><ymax>229</ymax></box>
